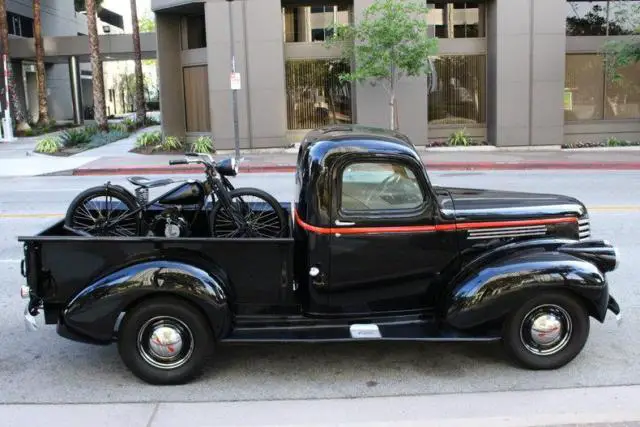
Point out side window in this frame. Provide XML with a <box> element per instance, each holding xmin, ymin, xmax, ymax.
<box><xmin>340</xmin><ymin>161</ymin><xmax>425</xmax><ymax>212</ymax></box>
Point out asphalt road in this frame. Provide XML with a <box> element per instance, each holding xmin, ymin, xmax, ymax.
<box><xmin>0</xmin><ymin>170</ymin><xmax>638</xmax><ymax>404</ymax></box>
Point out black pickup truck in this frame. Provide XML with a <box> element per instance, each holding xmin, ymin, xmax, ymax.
<box><xmin>18</xmin><ymin>125</ymin><xmax>621</xmax><ymax>385</ymax></box>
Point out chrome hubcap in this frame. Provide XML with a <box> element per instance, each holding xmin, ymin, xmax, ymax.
<box><xmin>137</xmin><ymin>316</ymin><xmax>194</xmax><ymax>369</ymax></box>
<box><xmin>520</xmin><ymin>304</ymin><xmax>572</xmax><ymax>356</ymax></box>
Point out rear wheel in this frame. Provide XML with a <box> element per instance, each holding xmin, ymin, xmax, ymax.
<box><xmin>502</xmin><ymin>291</ymin><xmax>590</xmax><ymax>370</ymax></box>
<box><xmin>117</xmin><ymin>297</ymin><xmax>214</xmax><ymax>385</ymax></box>
<box><xmin>64</xmin><ymin>185</ymin><xmax>140</xmax><ymax>236</ymax></box>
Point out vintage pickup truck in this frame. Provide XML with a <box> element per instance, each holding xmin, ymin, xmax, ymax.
<box><xmin>18</xmin><ymin>125</ymin><xmax>621</xmax><ymax>385</ymax></box>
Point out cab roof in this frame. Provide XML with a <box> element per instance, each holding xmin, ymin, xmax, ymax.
<box><xmin>299</xmin><ymin>124</ymin><xmax>420</xmax><ymax>161</ymax></box>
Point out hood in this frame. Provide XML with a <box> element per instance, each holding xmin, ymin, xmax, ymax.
<box><xmin>436</xmin><ymin>186</ymin><xmax>587</xmax><ymax>222</ymax></box>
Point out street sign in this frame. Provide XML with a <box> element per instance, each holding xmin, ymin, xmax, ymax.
<box><xmin>230</xmin><ymin>72</ymin><xmax>241</xmax><ymax>90</ymax></box>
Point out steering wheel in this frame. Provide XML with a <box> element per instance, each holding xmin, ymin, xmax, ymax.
<box><xmin>364</xmin><ymin>174</ymin><xmax>402</xmax><ymax>205</ymax></box>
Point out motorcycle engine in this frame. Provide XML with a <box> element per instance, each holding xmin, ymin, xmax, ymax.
<box><xmin>149</xmin><ymin>209</ymin><xmax>190</xmax><ymax>238</ymax></box>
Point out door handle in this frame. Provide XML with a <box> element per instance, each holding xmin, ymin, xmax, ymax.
<box><xmin>335</xmin><ymin>220</ymin><xmax>355</xmax><ymax>226</ymax></box>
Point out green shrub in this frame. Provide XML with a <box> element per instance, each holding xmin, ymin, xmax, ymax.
<box><xmin>190</xmin><ymin>136</ymin><xmax>215</xmax><ymax>153</ymax></box>
<box><xmin>122</xmin><ymin>117</ymin><xmax>138</xmax><ymax>132</ymax></box>
<box><xmin>160</xmin><ymin>136</ymin><xmax>183</xmax><ymax>152</ymax></box>
<box><xmin>34</xmin><ymin>136</ymin><xmax>62</xmax><ymax>154</ymax></box>
<box><xmin>606</xmin><ymin>136</ymin><xmax>629</xmax><ymax>147</ymax></box>
<box><xmin>89</xmin><ymin>130</ymin><xmax>130</xmax><ymax>148</ymax></box>
<box><xmin>143</xmin><ymin>115</ymin><xmax>161</xmax><ymax>126</ymax></box>
<box><xmin>60</xmin><ymin>128</ymin><xmax>92</xmax><ymax>147</ymax></box>
<box><xmin>83</xmin><ymin>124</ymin><xmax>100</xmax><ymax>137</ymax></box>
<box><xmin>109</xmin><ymin>122</ymin><xmax>129</xmax><ymax>134</ymax></box>
<box><xmin>448</xmin><ymin>128</ymin><xmax>471</xmax><ymax>146</ymax></box>
<box><xmin>136</xmin><ymin>130</ymin><xmax>162</xmax><ymax>148</ymax></box>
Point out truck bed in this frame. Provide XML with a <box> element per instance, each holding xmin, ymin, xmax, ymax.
<box><xmin>18</xmin><ymin>219</ymin><xmax>296</xmax><ymax>322</ymax></box>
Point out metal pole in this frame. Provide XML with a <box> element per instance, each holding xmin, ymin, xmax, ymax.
<box><xmin>68</xmin><ymin>56</ymin><xmax>84</xmax><ymax>125</ymax></box>
<box><xmin>3</xmin><ymin>54</ymin><xmax>14</xmax><ymax>141</ymax></box>
<box><xmin>227</xmin><ymin>0</ymin><xmax>241</xmax><ymax>160</ymax></box>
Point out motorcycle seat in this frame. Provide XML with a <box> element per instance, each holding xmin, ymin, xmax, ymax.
<box><xmin>127</xmin><ymin>176</ymin><xmax>175</xmax><ymax>189</ymax></box>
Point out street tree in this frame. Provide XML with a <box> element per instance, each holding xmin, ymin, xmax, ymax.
<box><xmin>33</xmin><ymin>0</ymin><xmax>49</xmax><ymax>126</ymax></box>
<box><xmin>130</xmin><ymin>0</ymin><xmax>146</xmax><ymax>126</ymax></box>
<box><xmin>325</xmin><ymin>0</ymin><xmax>438</xmax><ymax>130</ymax></box>
<box><xmin>85</xmin><ymin>0</ymin><xmax>108</xmax><ymax>131</ymax></box>
<box><xmin>0</xmin><ymin>0</ymin><xmax>31</xmax><ymax>131</ymax></box>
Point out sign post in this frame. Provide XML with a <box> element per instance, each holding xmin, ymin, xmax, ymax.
<box><xmin>227</xmin><ymin>0</ymin><xmax>241</xmax><ymax>161</ymax></box>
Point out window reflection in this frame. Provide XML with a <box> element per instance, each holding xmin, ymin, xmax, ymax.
<box><xmin>428</xmin><ymin>55</ymin><xmax>486</xmax><ymax>125</ymax></box>
<box><xmin>566</xmin><ymin>0</ymin><xmax>640</xmax><ymax>36</ymax></box>
<box><xmin>426</xmin><ymin>1</ymin><xmax>485</xmax><ymax>38</ymax></box>
<box><xmin>565</xmin><ymin>54</ymin><xmax>640</xmax><ymax>121</ymax></box>
<box><xmin>341</xmin><ymin>162</ymin><xmax>424</xmax><ymax>212</ymax></box>
<box><xmin>282</xmin><ymin>4</ymin><xmax>351</xmax><ymax>42</ymax></box>
<box><xmin>285</xmin><ymin>59</ymin><xmax>352</xmax><ymax>129</ymax></box>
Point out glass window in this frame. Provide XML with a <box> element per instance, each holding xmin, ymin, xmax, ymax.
<box><xmin>285</xmin><ymin>59</ymin><xmax>352</xmax><ymax>130</ymax></box>
<box><xmin>426</xmin><ymin>1</ymin><xmax>485</xmax><ymax>38</ymax></box>
<box><xmin>282</xmin><ymin>4</ymin><xmax>351</xmax><ymax>43</ymax></box>
<box><xmin>604</xmin><ymin>61</ymin><xmax>640</xmax><ymax>119</ymax></box>
<box><xmin>183</xmin><ymin>14</ymin><xmax>207</xmax><ymax>50</ymax></box>
<box><xmin>340</xmin><ymin>162</ymin><xmax>425</xmax><ymax>212</ymax></box>
<box><xmin>564</xmin><ymin>54</ymin><xmax>605</xmax><ymax>121</ymax></box>
<box><xmin>566</xmin><ymin>1</ymin><xmax>640</xmax><ymax>36</ymax></box>
<box><xmin>428</xmin><ymin>55</ymin><xmax>486</xmax><ymax>125</ymax></box>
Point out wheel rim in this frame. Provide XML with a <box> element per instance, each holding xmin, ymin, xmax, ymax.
<box><xmin>136</xmin><ymin>316</ymin><xmax>195</xmax><ymax>370</ymax></box>
<box><xmin>519</xmin><ymin>304</ymin><xmax>573</xmax><ymax>356</ymax></box>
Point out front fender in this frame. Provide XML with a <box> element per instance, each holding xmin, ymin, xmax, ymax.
<box><xmin>62</xmin><ymin>261</ymin><xmax>230</xmax><ymax>343</ymax></box>
<box><xmin>443</xmin><ymin>250</ymin><xmax>610</xmax><ymax>330</ymax></box>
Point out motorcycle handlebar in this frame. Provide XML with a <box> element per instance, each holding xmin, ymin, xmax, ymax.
<box><xmin>169</xmin><ymin>160</ymin><xmax>189</xmax><ymax>166</ymax></box>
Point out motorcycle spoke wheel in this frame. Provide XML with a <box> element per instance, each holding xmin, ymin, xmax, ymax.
<box><xmin>70</xmin><ymin>193</ymin><xmax>138</xmax><ymax>237</ymax></box>
<box><xmin>211</xmin><ymin>191</ymin><xmax>286</xmax><ymax>238</ymax></box>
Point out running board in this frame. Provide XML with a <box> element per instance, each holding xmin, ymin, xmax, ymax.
<box><xmin>222</xmin><ymin>321</ymin><xmax>501</xmax><ymax>343</ymax></box>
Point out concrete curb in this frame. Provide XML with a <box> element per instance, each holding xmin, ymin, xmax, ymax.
<box><xmin>71</xmin><ymin>161</ymin><xmax>640</xmax><ymax>176</ymax></box>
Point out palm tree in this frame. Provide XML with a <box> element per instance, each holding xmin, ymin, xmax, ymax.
<box><xmin>0</xmin><ymin>0</ymin><xmax>31</xmax><ymax>131</ymax></box>
<box><xmin>86</xmin><ymin>0</ymin><xmax>108</xmax><ymax>130</ymax></box>
<box><xmin>130</xmin><ymin>0</ymin><xmax>146</xmax><ymax>126</ymax></box>
<box><xmin>33</xmin><ymin>0</ymin><xmax>49</xmax><ymax>126</ymax></box>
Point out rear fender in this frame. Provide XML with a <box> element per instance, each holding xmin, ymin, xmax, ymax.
<box><xmin>62</xmin><ymin>260</ymin><xmax>230</xmax><ymax>343</ymax></box>
<box><xmin>442</xmin><ymin>249</ymin><xmax>610</xmax><ymax>330</ymax></box>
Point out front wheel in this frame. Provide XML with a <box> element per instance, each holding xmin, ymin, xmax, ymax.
<box><xmin>502</xmin><ymin>291</ymin><xmax>590</xmax><ymax>370</ymax></box>
<box><xmin>209</xmin><ymin>187</ymin><xmax>288</xmax><ymax>238</ymax></box>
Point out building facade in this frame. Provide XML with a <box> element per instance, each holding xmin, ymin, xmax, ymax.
<box><xmin>2</xmin><ymin>0</ymin><xmax>126</xmax><ymax>123</ymax></box>
<box><xmin>152</xmin><ymin>0</ymin><xmax>640</xmax><ymax>148</ymax></box>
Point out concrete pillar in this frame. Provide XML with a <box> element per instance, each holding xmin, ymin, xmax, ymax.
<box><xmin>352</xmin><ymin>0</ymin><xmax>430</xmax><ymax>145</ymax></box>
<box><xmin>68</xmin><ymin>56</ymin><xmax>84</xmax><ymax>125</ymax></box>
<box><xmin>206</xmin><ymin>0</ymin><xmax>287</xmax><ymax>149</ymax></box>
<box><xmin>487</xmin><ymin>0</ymin><xmax>566</xmax><ymax>146</ymax></box>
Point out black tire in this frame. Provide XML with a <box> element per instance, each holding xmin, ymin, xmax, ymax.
<box><xmin>117</xmin><ymin>297</ymin><xmax>214</xmax><ymax>385</ymax></box>
<box><xmin>209</xmin><ymin>187</ymin><xmax>288</xmax><ymax>238</ymax></box>
<box><xmin>502</xmin><ymin>291</ymin><xmax>590</xmax><ymax>370</ymax></box>
<box><xmin>64</xmin><ymin>185</ymin><xmax>140</xmax><ymax>236</ymax></box>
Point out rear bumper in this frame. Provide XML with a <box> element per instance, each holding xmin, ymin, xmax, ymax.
<box><xmin>607</xmin><ymin>295</ymin><xmax>623</xmax><ymax>325</ymax></box>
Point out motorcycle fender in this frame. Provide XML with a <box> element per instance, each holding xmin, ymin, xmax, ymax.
<box><xmin>443</xmin><ymin>250</ymin><xmax>609</xmax><ymax>330</ymax></box>
<box><xmin>61</xmin><ymin>260</ymin><xmax>230</xmax><ymax>343</ymax></box>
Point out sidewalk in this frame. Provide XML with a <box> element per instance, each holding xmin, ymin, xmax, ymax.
<box><xmin>3</xmin><ymin>384</ymin><xmax>640</xmax><ymax>427</ymax></box>
<box><xmin>73</xmin><ymin>147</ymin><xmax>640</xmax><ymax>176</ymax></box>
<box><xmin>3</xmin><ymin>128</ymin><xmax>640</xmax><ymax>178</ymax></box>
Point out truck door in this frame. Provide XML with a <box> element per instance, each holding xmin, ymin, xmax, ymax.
<box><xmin>328</xmin><ymin>156</ymin><xmax>458</xmax><ymax>314</ymax></box>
